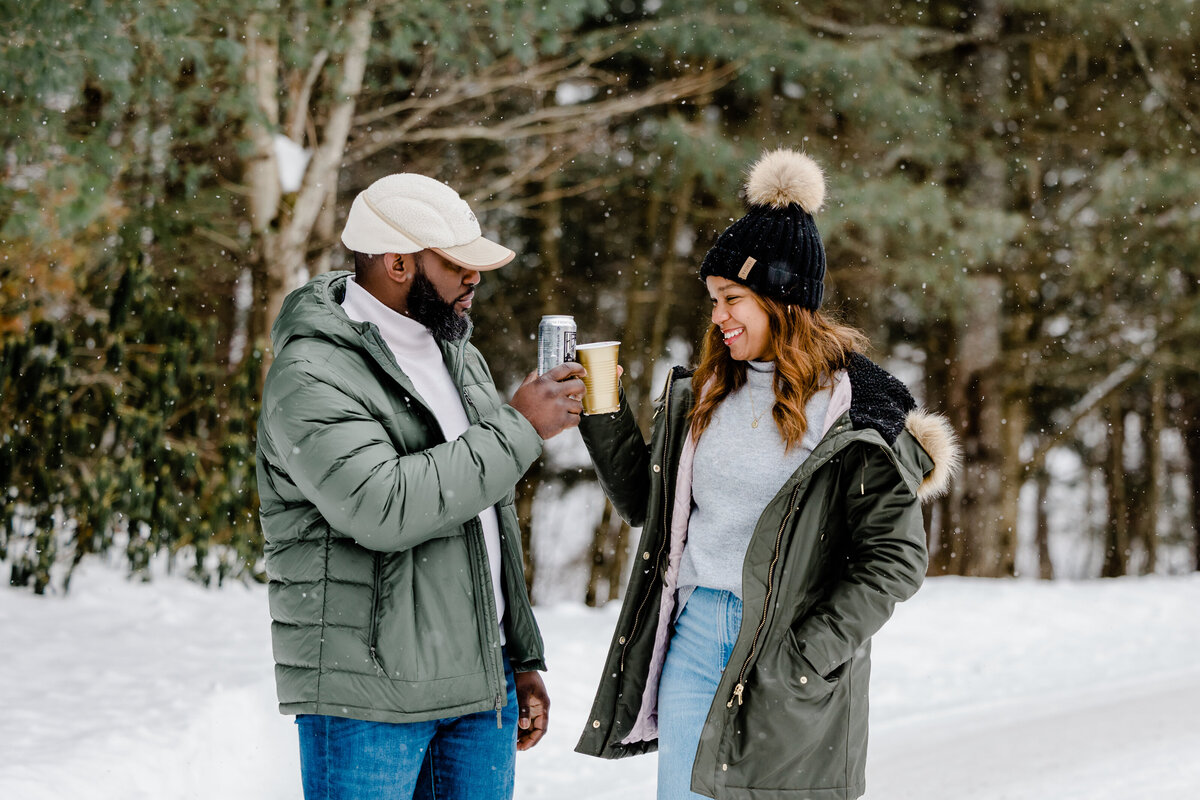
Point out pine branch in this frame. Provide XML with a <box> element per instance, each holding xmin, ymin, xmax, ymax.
<box><xmin>345</xmin><ymin>64</ymin><xmax>738</xmax><ymax>164</ymax></box>
<box><xmin>1122</xmin><ymin>23</ymin><xmax>1200</xmax><ymax>138</ymax></box>
<box><xmin>791</xmin><ymin>11</ymin><xmax>986</xmax><ymax>57</ymax></box>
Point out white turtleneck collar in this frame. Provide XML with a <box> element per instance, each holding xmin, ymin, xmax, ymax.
<box><xmin>340</xmin><ymin>276</ymin><xmax>442</xmax><ymax>359</ymax></box>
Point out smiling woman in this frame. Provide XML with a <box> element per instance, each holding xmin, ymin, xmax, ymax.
<box><xmin>572</xmin><ymin>148</ymin><xmax>960</xmax><ymax>800</ymax></box>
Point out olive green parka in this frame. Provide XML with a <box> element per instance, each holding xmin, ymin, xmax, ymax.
<box><xmin>575</xmin><ymin>354</ymin><xmax>960</xmax><ymax>799</ymax></box>
<box><xmin>256</xmin><ymin>272</ymin><xmax>546</xmax><ymax>724</ymax></box>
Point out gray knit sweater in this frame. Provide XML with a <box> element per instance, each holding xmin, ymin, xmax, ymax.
<box><xmin>679</xmin><ymin>361</ymin><xmax>831</xmax><ymax>601</ymax></box>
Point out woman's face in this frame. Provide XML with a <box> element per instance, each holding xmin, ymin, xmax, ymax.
<box><xmin>706</xmin><ymin>276</ymin><xmax>773</xmax><ymax>361</ymax></box>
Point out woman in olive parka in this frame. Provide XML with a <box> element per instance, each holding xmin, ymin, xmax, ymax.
<box><xmin>574</xmin><ymin>150</ymin><xmax>961</xmax><ymax>800</ymax></box>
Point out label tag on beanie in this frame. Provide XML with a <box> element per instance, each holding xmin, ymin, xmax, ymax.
<box><xmin>738</xmin><ymin>256</ymin><xmax>757</xmax><ymax>280</ymax></box>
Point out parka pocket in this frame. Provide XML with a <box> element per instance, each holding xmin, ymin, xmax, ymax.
<box><xmin>722</xmin><ymin>636</ymin><xmax>855</xmax><ymax>791</ymax></box>
<box><xmin>369</xmin><ymin>542</ymin><xmax>482</xmax><ymax>683</ymax></box>
<box><xmin>783</xmin><ymin>642</ymin><xmax>842</xmax><ymax>700</ymax></box>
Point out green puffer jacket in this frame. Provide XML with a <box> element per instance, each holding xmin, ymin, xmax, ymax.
<box><xmin>575</xmin><ymin>354</ymin><xmax>960</xmax><ymax>799</ymax></box>
<box><xmin>256</xmin><ymin>271</ymin><xmax>546</xmax><ymax>724</ymax></box>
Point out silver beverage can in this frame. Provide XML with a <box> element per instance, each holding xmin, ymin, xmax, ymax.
<box><xmin>537</xmin><ymin>315</ymin><xmax>577</xmax><ymax>375</ymax></box>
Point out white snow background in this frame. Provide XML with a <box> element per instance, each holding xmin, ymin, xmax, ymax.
<box><xmin>2</xmin><ymin>557</ymin><xmax>1198</xmax><ymax>799</ymax></box>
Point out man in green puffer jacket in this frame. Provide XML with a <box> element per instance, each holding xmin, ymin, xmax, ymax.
<box><xmin>256</xmin><ymin>172</ymin><xmax>586</xmax><ymax>800</ymax></box>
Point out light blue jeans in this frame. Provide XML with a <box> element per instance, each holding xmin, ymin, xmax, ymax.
<box><xmin>296</xmin><ymin>658</ymin><xmax>517</xmax><ymax>800</ymax></box>
<box><xmin>657</xmin><ymin>587</ymin><xmax>743</xmax><ymax>800</ymax></box>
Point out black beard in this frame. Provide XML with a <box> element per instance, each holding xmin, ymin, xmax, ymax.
<box><xmin>407</xmin><ymin>269</ymin><xmax>469</xmax><ymax>342</ymax></box>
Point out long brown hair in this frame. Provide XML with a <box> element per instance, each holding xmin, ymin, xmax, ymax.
<box><xmin>690</xmin><ymin>294</ymin><xmax>869</xmax><ymax>452</ymax></box>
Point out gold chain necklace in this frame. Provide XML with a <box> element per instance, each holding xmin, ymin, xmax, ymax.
<box><xmin>746</xmin><ymin>379</ymin><xmax>769</xmax><ymax>429</ymax></box>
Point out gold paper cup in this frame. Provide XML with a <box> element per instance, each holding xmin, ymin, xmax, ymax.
<box><xmin>575</xmin><ymin>341</ymin><xmax>621</xmax><ymax>415</ymax></box>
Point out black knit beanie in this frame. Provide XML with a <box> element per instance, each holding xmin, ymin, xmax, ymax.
<box><xmin>699</xmin><ymin>149</ymin><xmax>827</xmax><ymax>309</ymax></box>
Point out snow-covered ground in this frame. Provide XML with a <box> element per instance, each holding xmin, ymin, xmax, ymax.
<box><xmin>2</xmin><ymin>562</ymin><xmax>1198</xmax><ymax>799</ymax></box>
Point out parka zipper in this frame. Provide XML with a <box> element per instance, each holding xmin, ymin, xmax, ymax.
<box><xmin>367</xmin><ymin>552</ymin><xmax>385</xmax><ymax>676</ymax></box>
<box><xmin>453</xmin><ymin>336</ymin><xmax>505</xmax><ymax>727</ymax></box>
<box><xmin>464</xmin><ymin>514</ymin><xmax>505</xmax><ymax>728</ymax></box>
<box><xmin>620</xmin><ymin>370</ymin><xmax>676</xmax><ymax>673</ymax></box>
<box><xmin>727</xmin><ymin>482</ymin><xmax>803</xmax><ymax>708</ymax></box>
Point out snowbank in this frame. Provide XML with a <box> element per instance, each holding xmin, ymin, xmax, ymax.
<box><xmin>1</xmin><ymin>564</ymin><xmax>1197</xmax><ymax>799</ymax></box>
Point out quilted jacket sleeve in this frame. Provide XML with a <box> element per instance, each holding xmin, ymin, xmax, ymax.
<box><xmin>261</xmin><ymin>370</ymin><xmax>543</xmax><ymax>553</ymax></box>
<box><xmin>790</xmin><ymin>439</ymin><xmax>928</xmax><ymax>677</ymax></box>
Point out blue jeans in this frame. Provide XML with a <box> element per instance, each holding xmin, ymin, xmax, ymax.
<box><xmin>657</xmin><ymin>587</ymin><xmax>743</xmax><ymax>800</ymax></box>
<box><xmin>296</xmin><ymin>660</ymin><xmax>518</xmax><ymax>800</ymax></box>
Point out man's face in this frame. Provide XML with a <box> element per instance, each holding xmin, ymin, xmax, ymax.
<box><xmin>406</xmin><ymin>251</ymin><xmax>481</xmax><ymax>342</ymax></box>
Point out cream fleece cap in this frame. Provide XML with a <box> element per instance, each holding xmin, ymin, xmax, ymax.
<box><xmin>340</xmin><ymin>173</ymin><xmax>515</xmax><ymax>270</ymax></box>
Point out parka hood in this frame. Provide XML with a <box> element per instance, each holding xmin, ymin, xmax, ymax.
<box><xmin>844</xmin><ymin>352</ymin><xmax>961</xmax><ymax>502</ymax></box>
<box><xmin>270</xmin><ymin>271</ymin><xmax>362</xmax><ymax>353</ymax></box>
<box><xmin>845</xmin><ymin>352</ymin><xmax>915</xmax><ymax>444</ymax></box>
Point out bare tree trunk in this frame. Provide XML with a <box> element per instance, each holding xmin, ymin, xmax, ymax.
<box><xmin>605</xmin><ymin>519</ymin><xmax>631</xmax><ymax>600</ymax></box>
<box><xmin>929</xmin><ymin>491</ymin><xmax>956</xmax><ymax>575</ymax></box>
<box><xmin>584</xmin><ymin>501</ymin><xmax>633</xmax><ymax>606</ymax></box>
<box><xmin>646</xmin><ymin>173</ymin><xmax>696</xmax><ymax>384</ymax></box>
<box><xmin>1143</xmin><ymin>375</ymin><xmax>1164</xmax><ymax>574</ymax></box>
<box><xmin>244</xmin><ymin>14</ymin><xmax>281</xmax><ymax>234</ymax></box>
<box><xmin>537</xmin><ymin>169</ymin><xmax>564</xmax><ymax>306</ymax></box>
<box><xmin>928</xmin><ymin>325</ymin><xmax>960</xmax><ymax>575</ymax></box>
<box><xmin>1034</xmin><ymin>467</ymin><xmax>1054</xmax><ymax>579</ymax></box>
<box><xmin>585</xmin><ymin>501</ymin><xmax>617</xmax><ymax>606</ymax></box>
<box><xmin>1189</xmin><ymin>425</ymin><xmax>1200</xmax><ymax>573</ymax></box>
<box><xmin>311</xmin><ymin>184</ymin><xmax>338</xmax><ymax>276</ymax></box>
<box><xmin>1101</xmin><ymin>399</ymin><xmax>1129</xmax><ymax>577</ymax></box>
<box><xmin>1178</xmin><ymin>392</ymin><xmax>1200</xmax><ymax>572</ymax></box>
<box><xmin>244</xmin><ymin>14</ymin><xmax>282</xmax><ymax>354</ymax></box>
<box><xmin>627</xmin><ymin>181</ymin><xmax>664</xmax><ymax>426</ymax></box>
<box><xmin>951</xmin><ymin>275</ymin><xmax>1012</xmax><ymax>576</ymax></box>
<box><xmin>516</xmin><ymin>467</ymin><xmax>541</xmax><ymax>597</ymax></box>
<box><xmin>947</xmin><ymin>0</ymin><xmax>1017</xmax><ymax>577</ymax></box>
<box><xmin>999</xmin><ymin>393</ymin><xmax>1026</xmax><ymax>576</ymax></box>
<box><xmin>247</xmin><ymin>7</ymin><xmax>374</xmax><ymax>364</ymax></box>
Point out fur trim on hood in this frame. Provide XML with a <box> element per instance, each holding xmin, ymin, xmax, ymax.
<box><xmin>904</xmin><ymin>409</ymin><xmax>962</xmax><ymax>502</ymax></box>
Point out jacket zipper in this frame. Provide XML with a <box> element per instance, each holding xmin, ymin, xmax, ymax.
<box><xmin>470</xmin><ymin>406</ymin><xmax>504</xmax><ymax>727</ymax></box>
<box><xmin>453</xmin><ymin>341</ymin><xmax>505</xmax><ymax>727</ymax></box>
<box><xmin>727</xmin><ymin>482</ymin><xmax>803</xmax><ymax>708</ymax></box>
<box><xmin>620</xmin><ymin>370</ymin><xmax>675</xmax><ymax>673</ymax></box>
<box><xmin>367</xmin><ymin>553</ymin><xmax>385</xmax><ymax>676</ymax></box>
<box><xmin>461</xmin><ymin>513</ymin><xmax>504</xmax><ymax>728</ymax></box>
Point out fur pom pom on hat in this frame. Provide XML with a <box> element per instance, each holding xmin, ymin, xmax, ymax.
<box><xmin>745</xmin><ymin>149</ymin><xmax>826</xmax><ymax>211</ymax></box>
<box><xmin>700</xmin><ymin>149</ymin><xmax>828</xmax><ymax>308</ymax></box>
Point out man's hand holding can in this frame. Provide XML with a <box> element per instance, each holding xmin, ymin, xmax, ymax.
<box><xmin>509</xmin><ymin>362</ymin><xmax>588</xmax><ymax>439</ymax></box>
